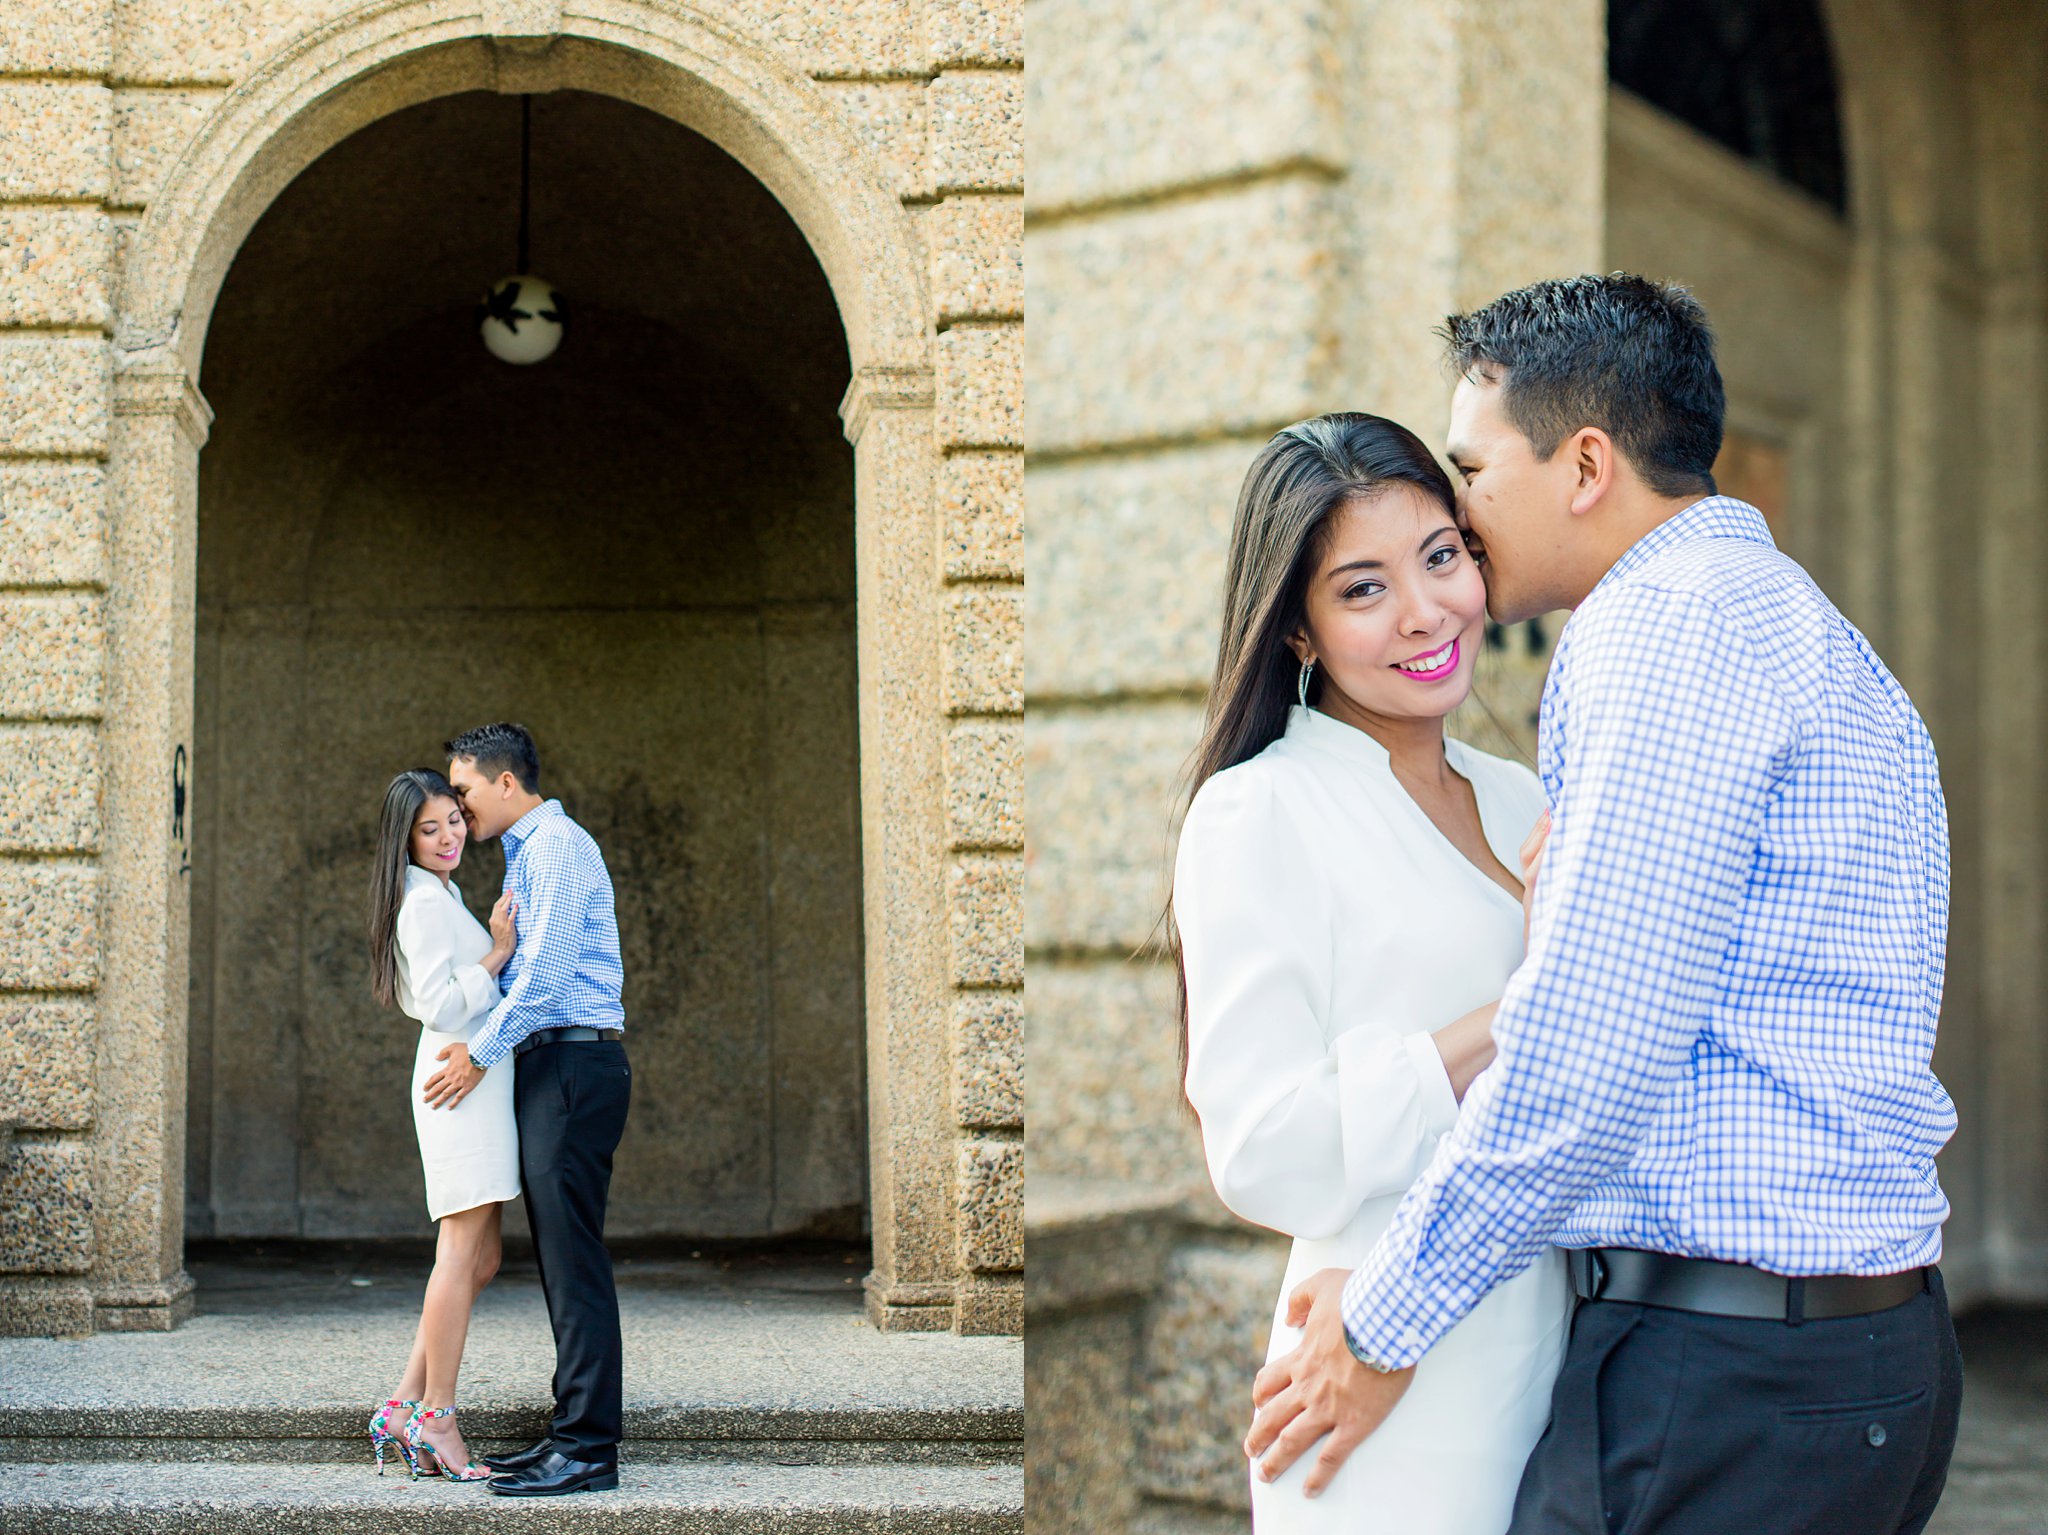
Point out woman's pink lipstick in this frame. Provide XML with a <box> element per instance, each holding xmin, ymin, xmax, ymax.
<box><xmin>1392</xmin><ymin>636</ymin><xmax>1461</xmax><ymax>682</ymax></box>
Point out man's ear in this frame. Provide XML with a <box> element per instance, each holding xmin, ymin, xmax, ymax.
<box><xmin>1567</xmin><ymin>427</ymin><xmax>1616</xmax><ymax>518</ymax></box>
<box><xmin>499</xmin><ymin>771</ymin><xmax>518</xmax><ymax>799</ymax></box>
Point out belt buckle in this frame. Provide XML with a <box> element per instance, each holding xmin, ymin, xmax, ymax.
<box><xmin>1570</xmin><ymin>1248</ymin><xmax>1609</xmax><ymax>1301</ymax></box>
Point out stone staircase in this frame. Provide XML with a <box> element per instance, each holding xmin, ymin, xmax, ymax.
<box><xmin>0</xmin><ymin>1244</ymin><xmax>1022</xmax><ymax>1533</ymax></box>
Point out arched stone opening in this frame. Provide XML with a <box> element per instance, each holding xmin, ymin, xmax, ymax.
<box><xmin>183</xmin><ymin>88</ymin><xmax>867</xmax><ymax>1246</ymax></box>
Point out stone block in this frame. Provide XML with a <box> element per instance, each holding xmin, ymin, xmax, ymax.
<box><xmin>1136</xmin><ymin>1239</ymin><xmax>1291</xmax><ymax>1506</ymax></box>
<box><xmin>928</xmin><ymin>0</ymin><xmax>1021</xmax><ymax>68</ymax></box>
<box><xmin>731</xmin><ymin>0</ymin><xmax>919</xmax><ymax>77</ymax></box>
<box><xmin>1029</xmin><ymin>177</ymin><xmax>1339</xmax><ymax>454</ymax></box>
<box><xmin>936</xmin><ymin>322</ymin><xmax>1022</xmax><ymax>449</ymax></box>
<box><xmin>110</xmin><ymin>0</ymin><xmax>361</xmax><ymax>85</ymax></box>
<box><xmin>1025</xmin><ymin>1304</ymin><xmax>1145</xmax><ymax>1533</ymax></box>
<box><xmin>0</xmin><ymin>337</ymin><xmax>111</xmax><ymax>458</ymax></box>
<box><xmin>0</xmin><ymin>595</ymin><xmax>105</xmax><ymax>720</ymax></box>
<box><xmin>953</xmin><ymin>989</ymin><xmax>1021</xmax><ymax>1129</ymax></box>
<box><xmin>954</xmin><ymin>1271</ymin><xmax>1023</xmax><ymax>1334</ymax></box>
<box><xmin>0</xmin><ymin>1000</ymin><xmax>94</xmax><ymax>1130</ymax></box>
<box><xmin>950</xmin><ymin>854</ymin><xmax>1022</xmax><ymax>987</ymax></box>
<box><xmin>0</xmin><ymin>1</ymin><xmax>111</xmax><ymax>75</ymax></box>
<box><xmin>930</xmin><ymin>194</ymin><xmax>1022</xmax><ymax>323</ymax></box>
<box><xmin>0</xmin><ymin>1139</ymin><xmax>94</xmax><ymax>1274</ymax></box>
<box><xmin>1028</xmin><ymin>440</ymin><xmax>1258</xmax><ymax>698</ymax></box>
<box><xmin>1025</xmin><ymin>701</ymin><xmax>1201</xmax><ymax>952</ymax></box>
<box><xmin>957</xmin><ymin>1136</ymin><xmax>1023</xmax><ymax>1270</ymax></box>
<box><xmin>0</xmin><ymin>209</ymin><xmax>112</xmax><ymax>331</ymax></box>
<box><xmin>0</xmin><ymin>863</ymin><xmax>98</xmax><ymax>991</ymax></box>
<box><xmin>928</xmin><ymin>70</ymin><xmax>1023</xmax><ymax>193</ymax></box>
<box><xmin>0</xmin><ymin>1277</ymin><xmax>94</xmax><ymax>1337</ymax></box>
<box><xmin>0</xmin><ymin>463</ymin><xmax>107</xmax><ymax>588</ymax></box>
<box><xmin>819</xmin><ymin>81</ymin><xmax>928</xmax><ymax>200</ymax></box>
<box><xmin>0</xmin><ymin>725</ymin><xmax>100</xmax><ymax>853</ymax></box>
<box><xmin>944</xmin><ymin>720</ymin><xmax>1021</xmax><ymax>850</ymax></box>
<box><xmin>111</xmin><ymin>88</ymin><xmax>224</xmax><ymax>210</ymax></box>
<box><xmin>0</xmin><ymin>84</ymin><xmax>111</xmax><ymax>201</ymax></box>
<box><xmin>1028</xmin><ymin>957</ymin><xmax>1204</xmax><ymax>1189</ymax></box>
<box><xmin>939</xmin><ymin>449</ymin><xmax>1022</xmax><ymax>582</ymax></box>
<box><xmin>942</xmin><ymin>586</ymin><xmax>1022</xmax><ymax>715</ymax></box>
<box><xmin>1028</xmin><ymin>0</ymin><xmax>1342</xmax><ymax>213</ymax></box>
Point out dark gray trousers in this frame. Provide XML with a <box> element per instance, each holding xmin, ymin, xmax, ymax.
<box><xmin>1509</xmin><ymin>1269</ymin><xmax>1962</xmax><ymax>1535</ymax></box>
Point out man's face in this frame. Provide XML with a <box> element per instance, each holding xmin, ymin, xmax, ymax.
<box><xmin>1444</xmin><ymin>373</ymin><xmax>1582</xmax><ymax>624</ymax></box>
<box><xmin>446</xmin><ymin>757</ymin><xmax>513</xmax><ymax>842</ymax></box>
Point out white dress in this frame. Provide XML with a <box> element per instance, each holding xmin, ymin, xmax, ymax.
<box><xmin>1175</xmin><ymin>705</ymin><xmax>1572</xmax><ymax>1534</ymax></box>
<box><xmin>395</xmin><ymin>866</ymin><xmax>521</xmax><ymax>1219</ymax></box>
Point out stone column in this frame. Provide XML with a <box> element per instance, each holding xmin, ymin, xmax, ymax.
<box><xmin>0</xmin><ymin>1</ymin><xmax>118</xmax><ymax>1336</ymax></box>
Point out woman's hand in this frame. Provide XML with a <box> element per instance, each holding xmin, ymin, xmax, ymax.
<box><xmin>483</xmin><ymin>892</ymin><xmax>519</xmax><ymax>977</ymax></box>
<box><xmin>1520</xmin><ymin>809</ymin><xmax>1552</xmax><ymax>946</ymax></box>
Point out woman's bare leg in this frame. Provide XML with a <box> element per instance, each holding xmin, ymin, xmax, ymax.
<box><xmin>413</xmin><ymin>1203</ymin><xmax>498</xmax><ymax>1470</ymax></box>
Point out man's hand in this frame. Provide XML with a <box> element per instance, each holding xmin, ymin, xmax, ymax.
<box><xmin>422</xmin><ymin>1042</ymin><xmax>485</xmax><ymax>1109</ymax></box>
<box><xmin>1244</xmin><ymin>1268</ymin><xmax>1413</xmax><ymax>1496</ymax></box>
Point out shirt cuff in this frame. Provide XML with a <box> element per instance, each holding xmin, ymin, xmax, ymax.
<box><xmin>1339</xmin><ymin>1246</ymin><xmax>1454</xmax><ymax>1371</ymax></box>
<box><xmin>468</xmin><ymin>1020</ymin><xmax>509</xmax><ymax>1069</ymax></box>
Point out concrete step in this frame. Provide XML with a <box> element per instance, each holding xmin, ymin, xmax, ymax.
<box><xmin>0</xmin><ymin>1461</ymin><xmax>1023</xmax><ymax>1533</ymax></box>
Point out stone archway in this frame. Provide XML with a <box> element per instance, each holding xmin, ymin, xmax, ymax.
<box><xmin>98</xmin><ymin>0</ymin><xmax>958</xmax><ymax>1331</ymax></box>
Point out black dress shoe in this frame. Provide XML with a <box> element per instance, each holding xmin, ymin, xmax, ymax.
<box><xmin>486</xmin><ymin>1448</ymin><xmax>619</xmax><ymax>1496</ymax></box>
<box><xmin>481</xmin><ymin>1438</ymin><xmax>557</xmax><ymax>1474</ymax></box>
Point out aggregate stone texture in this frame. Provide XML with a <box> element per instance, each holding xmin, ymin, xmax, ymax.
<box><xmin>0</xmin><ymin>464</ymin><xmax>105</xmax><ymax>589</ymax></box>
<box><xmin>110</xmin><ymin>89</ymin><xmax>227</xmax><ymax>211</ymax></box>
<box><xmin>0</xmin><ymin>0</ymin><xmax>111</xmax><ymax>75</ymax></box>
<box><xmin>1027</xmin><ymin>178</ymin><xmax>1339</xmax><ymax>454</ymax></box>
<box><xmin>110</xmin><ymin>0</ymin><xmax>364</xmax><ymax>84</ymax></box>
<box><xmin>930</xmin><ymin>195</ymin><xmax>1023</xmax><ymax>323</ymax></box>
<box><xmin>1133</xmin><ymin>1238</ymin><xmax>1288</xmax><ymax>1508</ymax></box>
<box><xmin>1921</xmin><ymin>1306</ymin><xmax>2048</xmax><ymax>1535</ymax></box>
<box><xmin>0</xmin><ymin>1000</ymin><xmax>95</xmax><ymax>1130</ymax></box>
<box><xmin>1026</xmin><ymin>0</ymin><xmax>1342</xmax><ymax>213</ymax></box>
<box><xmin>0</xmin><ymin>1139</ymin><xmax>94</xmax><ymax>1275</ymax></box>
<box><xmin>954</xmin><ymin>1139</ymin><xmax>1022</xmax><ymax>1270</ymax></box>
<box><xmin>950</xmin><ymin>993</ymin><xmax>1020</xmax><ymax>1131</ymax></box>
<box><xmin>1026</xmin><ymin>441</ymin><xmax>1260</xmax><ymax>698</ymax></box>
<box><xmin>0</xmin><ymin>340</ymin><xmax>110</xmax><ymax>458</ymax></box>
<box><xmin>927</xmin><ymin>0</ymin><xmax>1021</xmax><ymax>68</ymax></box>
<box><xmin>0</xmin><ymin>210</ymin><xmax>111</xmax><ymax>332</ymax></box>
<box><xmin>1026</xmin><ymin>960</ymin><xmax>1202</xmax><ymax>1191</ymax></box>
<box><xmin>0</xmin><ymin>864</ymin><xmax>98</xmax><ymax>990</ymax></box>
<box><xmin>0</xmin><ymin>595</ymin><xmax>104</xmax><ymax>721</ymax></box>
<box><xmin>0</xmin><ymin>726</ymin><xmax>99</xmax><ymax>853</ymax></box>
<box><xmin>949</xmin><ymin>1273</ymin><xmax>1021</xmax><ymax>1338</ymax></box>
<box><xmin>943</xmin><ymin>722</ymin><xmax>1021</xmax><ymax>851</ymax></box>
<box><xmin>819</xmin><ymin>81</ymin><xmax>930</xmax><ymax>200</ymax></box>
<box><xmin>0</xmin><ymin>1246</ymin><xmax>1022</xmax><ymax>1443</ymax></box>
<box><xmin>941</xmin><ymin>588</ymin><xmax>1023</xmax><ymax>715</ymax></box>
<box><xmin>0</xmin><ymin>84</ymin><xmax>111</xmax><ymax>201</ymax></box>
<box><xmin>1023</xmin><ymin>1305</ymin><xmax>1145</xmax><ymax>1535</ymax></box>
<box><xmin>0</xmin><ymin>1279</ymin><xmax>93</xmax><ymax>1338</ymax></box>
<box><xmin>937</xmin><ymin>450</ymin><xmax>1022</xmax><ymax>582</ymax></box>
<box><xmin>947</xmin><ymin>856</ymin><xmax>1022</xmax><ymax>988</ymax></box>
<box><xmin>1023</xmin><ymin>701</ymin><xmax>1202</xmax><ymax>952</ymax></box>
<box><xmin>729</xmin><ymin>0</ymin><xmax>921</xmax><ymax>78</ymax></box>
<box><xmin>936</xmin><ymin>323</ymin><xmax>1023</xmax><ymax>449</ymax></box>
<box><xmin>0</xmin><ymin>1462</ymin><xmax>1023</xmax><ymax>1532</ymax></box>
<box><xmin>927</xmin><ymin>71</ymin><xmax>1023</xmax><ymax>194</ymax></box>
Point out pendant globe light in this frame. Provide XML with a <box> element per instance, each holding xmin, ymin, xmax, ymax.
<box><xmin>477</xmin><ymin>95</ymin><xmax>565</xmax><ymax>365</ymax></box>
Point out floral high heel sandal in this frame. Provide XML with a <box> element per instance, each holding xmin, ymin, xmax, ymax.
<box><xmin>406</xmin><ymin>1405</ymin><xmax>492</xmax><ymax>1482</ymax></box>
<box><xmin>368</xmin><ymin>1398</ymin><xmax>425</xmax><ymax>1476</ymax></box>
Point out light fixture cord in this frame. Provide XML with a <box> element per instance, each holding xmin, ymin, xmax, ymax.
<box><xmin>517</xmin><ymin>93</ymin><xmax>532</xmax><ymax>274</ymax></box>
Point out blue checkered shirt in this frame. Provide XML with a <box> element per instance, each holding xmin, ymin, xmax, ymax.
<box><xmin>1343</xmin><ymin>497</ymin><xmax>1955</xmax><ymax>1368</ymax></box>
<box><xmin>466</xmin><ymin>799</ymin><xmax>625</xmax><ymax>1070</ymax></box>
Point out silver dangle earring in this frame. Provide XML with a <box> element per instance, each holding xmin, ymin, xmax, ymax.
<box><xmin>1297</xmin><ymin>658</ymin><xmax>1315</xmax><ymax>711</ymax></box>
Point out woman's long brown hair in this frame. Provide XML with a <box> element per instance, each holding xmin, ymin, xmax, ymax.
<box><xmin>367</xmin><ymin>768</ymin><xmax>458</xmax><ymax>1007</ymax></box>
<box><xmin>1168</xmin><ymin>413</ymin><xmax>1459</xmax><ymax>1088</ymax></box>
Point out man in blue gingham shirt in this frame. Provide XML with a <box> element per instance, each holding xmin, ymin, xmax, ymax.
<box><xmin>466</xmin><ymin>799</ymin><xmax>625</xmax><ymax>1069</ymax></box>
<box><xmin>1248</xmin><ymin>276</ymin><xmax>1961</xmax><ymax>1534</ymax></box>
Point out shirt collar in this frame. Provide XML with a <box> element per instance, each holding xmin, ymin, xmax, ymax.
<box><xmin>1593</xmin><ymin>495</ymin><xmax>1775</xmax><ymax>598</ymax></box>
<box><xmin>501</xmin><ymin>798</ymin><xmax>563</xmax><ymax>860</ymax></box>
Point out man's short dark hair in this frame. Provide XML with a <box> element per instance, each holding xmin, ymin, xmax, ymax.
<box><xmin>445</xmin><ymin>722</ymin><xmax>541</xmax><ymax>794</ymax></box>
<box><xmin>1441</xmin><ymin>273</ymin><xmax>1725</xmax><ymax>499</ymax></box>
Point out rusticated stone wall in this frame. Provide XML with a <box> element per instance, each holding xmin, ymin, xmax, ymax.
<box><xmin>0</xmin><ymin>0</ymin><xmax>1022</xmax><ymax>1338</ymax></box>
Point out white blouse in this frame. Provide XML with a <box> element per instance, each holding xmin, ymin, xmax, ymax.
<box><xmin>1175</xmin><ymin>705</ymin><xmax>1570</xmax><ymax>1534</ymax></box>
<box><xmin>395</xmin><ymin>867</ymin><xmax>500</xmax><ymax>1039</ymax></box>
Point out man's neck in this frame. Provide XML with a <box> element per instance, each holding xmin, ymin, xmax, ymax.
<box><xmin>505</xmin><ymin>793</ymin><xmax>548</xmax><ymax>827</ymax></box>
<box><xmin>1570</xmin><ymin>489</ymin><xmax>1710</xmax><ymax>607</ymax></box>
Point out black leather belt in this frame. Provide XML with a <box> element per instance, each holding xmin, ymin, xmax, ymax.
<box><xmin>1568</xmin><ymin>1247</ymin><xmax>1929</xmax><ymax>1323</ymax></box>
<box><xmin>514</xmin><ymin>1026</ymin><xmax>625</xmax><ymax>1057</ymax></box>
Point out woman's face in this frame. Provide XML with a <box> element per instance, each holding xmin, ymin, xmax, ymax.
<box><xmin>1292</xmin><ymin>485</ymin><xmax>1487</xmax><ymax>726</ymax></box>
<box><xmin>410</xmin><ymin>794</ymin><xmax>467</xmax><ymax>875</ymax></box>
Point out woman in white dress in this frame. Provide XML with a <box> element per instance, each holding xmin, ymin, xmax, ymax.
<box><xmin>364</xmin><ymin>768</ymin><xmax>522</xmax><ymax>1482</ymax></box>
<box><xmin>1171</xmin><ymin>413</ymin><xmax>1571</xmax><ymax>1533</ymax></box>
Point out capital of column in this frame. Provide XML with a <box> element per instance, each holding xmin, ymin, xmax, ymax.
<box><xmin>840</xmin><ymin>364</ymin><xmax>936</xmax><ymax>446</ymax></box>
<box><xmin>112</xmin><ymin>360</ymin><xmax>214</xmax><ymax>450</ymax></box>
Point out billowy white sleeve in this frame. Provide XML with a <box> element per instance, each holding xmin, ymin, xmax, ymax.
<box><xmin>395</xmin><ymin>890</ymin><xmax>499</xmax><ymax>1035</ymax></box>
<box><xmin>1176</xmin><ymin>767</ymin><xmax>1461</xmax><ymax>1241</ymax></box>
